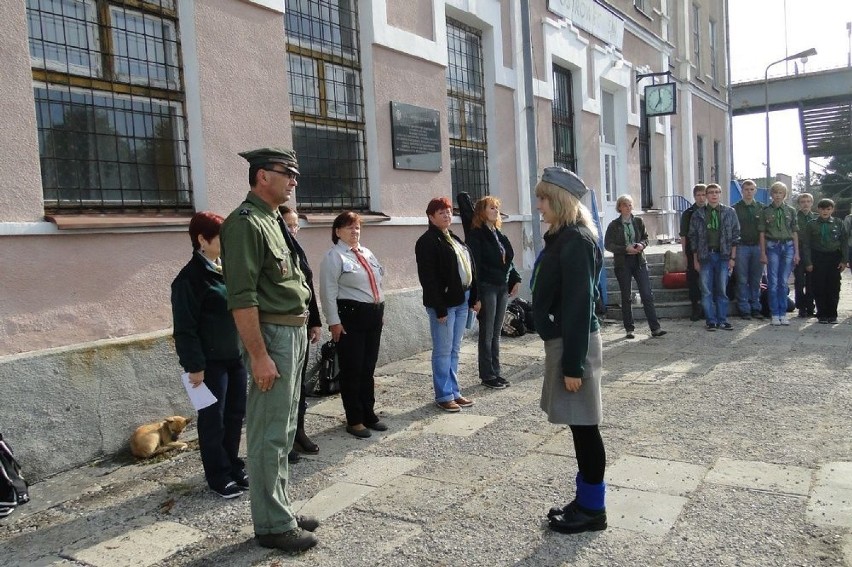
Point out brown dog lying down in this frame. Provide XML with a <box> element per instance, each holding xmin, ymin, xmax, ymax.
<box><xmin>130</xmin><ymin>416</ymin><xmax>192</xmax><ymax>459</ymax></box>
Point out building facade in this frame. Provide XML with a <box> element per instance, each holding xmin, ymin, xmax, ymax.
<box><xmin>0</xmin><ymin>0</ymin><xmax>728</xmax><ymax>479</ymax></box>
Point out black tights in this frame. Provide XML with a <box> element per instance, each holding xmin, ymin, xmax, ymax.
<box><xmin>569</xmin><ymin>425</ymin><xmax>606</xmax><ymax>484</ymax></box>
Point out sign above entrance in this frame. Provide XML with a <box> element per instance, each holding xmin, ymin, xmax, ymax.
<box><xmin>547</xmin><ymin>0</ymin><xmax>624</xmax><ymax>50</ymax></box>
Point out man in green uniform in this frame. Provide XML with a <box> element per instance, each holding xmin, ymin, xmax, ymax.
<box><xmin>679</xmin><ymin>184</ymin><xmax>707</xmax><ymax>321</ymax></box>
<box><xmin>801</xmin><ymin>198</ymin><xmax>848</xmax><ymax>323</ymax></box>
<box><xmin>220</xmin><ymin>147</ymin><xmax>319</xmax><ymax>552</ymax></box>
<box><xmin>733</xmin><ymin>180</ymin><xmax>764</xmax><ymax>319</ymax></box>
<box><xmin>794</xmin><ymin>193</ymin><xmax>817</xmax><ymax>317</ymax></box>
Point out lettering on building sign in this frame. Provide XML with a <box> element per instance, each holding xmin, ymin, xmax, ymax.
<box><xmin>548</xmin><ymin>0</ymin><xmax>625</xmax><ymax>50</ymax></box>
<box><xmin>390</xmin><ymin>101</ymin><xmax>442</xmax><ymax>172</ymax></box>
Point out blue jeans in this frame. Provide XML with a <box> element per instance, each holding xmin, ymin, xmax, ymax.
<box><xmin>699</xmin><ymin>252</ymin><xmax>730</xmax><ymax>325</ymax></box>
<box><xmin>765</xmin><ymin>240</ymin><xmax>794</xmax><ymax>317</ymax></box>
<box><xmin>735</xmin><ymin>244</ymin><xmax>763</xmax><ymax>313</ymax></box>
<box><xmin>477</xmin><ymin>282</ymin><xmax>508</xmax><ymax>381</ymax></box>
<box><xmin>426</xmin><ymin>291</ymin><xmax>469</xmax><ymax>403</ymax></box>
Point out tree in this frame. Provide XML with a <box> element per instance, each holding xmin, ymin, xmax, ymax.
<box><xmin>817</xmin><ymin>154</ymin><xmax>852</xmax><ymax>217</ymax></box>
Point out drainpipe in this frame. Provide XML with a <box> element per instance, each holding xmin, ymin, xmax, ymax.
<box><xmin>520</xmin><ymin>0</ymin><xmax>542</xmax><ymax>255</ymax></box>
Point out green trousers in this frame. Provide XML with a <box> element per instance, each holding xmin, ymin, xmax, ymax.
<box><xmin>244</xmin><ymin>323</ymin><xmax>307</xmax><ymax>535</ymax></box>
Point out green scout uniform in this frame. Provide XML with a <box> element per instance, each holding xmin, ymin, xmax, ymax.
<box><xmin>758</xmin><ymin>202</ymin><xmax>798</xmax><ymax>241</ymax></box>
<box><xmin>220</xmin><ymin>150</ymin><xmax>311</xmax><ymax>536</ymax></box>
<box><xmin>734</xmin><ymin>200</ymin><xmax>763</xmax><ymax>246</ymax></box>
<box><xmin>801</xmin><ymin>216</ymin><xmax>848</xmax><ymax>267</ymax></box>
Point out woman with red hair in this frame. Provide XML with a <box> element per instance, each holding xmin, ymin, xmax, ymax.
<box><xmin>171</xmin><ymin>211</ymin><xmax>247</xmax><ymax>499</ymax></box>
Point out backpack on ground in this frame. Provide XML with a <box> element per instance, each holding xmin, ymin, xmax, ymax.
<box><xmin>306</xmin><ymin>340</ymin><xmax>341</xmax><ymax>397</ymax></box>
<box><xmin>0</xmin><ymin>433</ymin><xmax>29</xmax><ymax>518</ymax></box>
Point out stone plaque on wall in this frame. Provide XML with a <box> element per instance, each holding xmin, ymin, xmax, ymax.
<box><xmin>390</xmin><ymin>101</ymin><xmax>442</xmax><ymax>172</ymax></box>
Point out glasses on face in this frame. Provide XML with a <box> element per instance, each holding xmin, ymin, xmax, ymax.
<box><xmin>265</xmin><ymin>168</ymin><xmax>298</xmax><ymax>180</ymax></box>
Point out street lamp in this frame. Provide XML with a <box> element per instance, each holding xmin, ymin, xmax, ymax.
<box><xmin>764</xmin><ymin>47</ymin><xmax>817</xmax><ymax>188</ymax></box>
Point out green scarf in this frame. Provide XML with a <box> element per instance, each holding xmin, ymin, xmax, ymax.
<box><xmin>774</xmin><ymin>207</ymin><xmax>785</xmax><ymax>230</ymax></box>
<box><xmin>706</xmin><ymin>208</ymin><xmax>719</xmax><ymax>230</ymax></box>
<box><xmin>820</xmin><ymin>221</ymin><xmax>830</xmax><ymax>244</ymax></box>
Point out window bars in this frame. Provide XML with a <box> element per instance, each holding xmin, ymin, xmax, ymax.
<box><xmin>285</xmin><ymin>0</ymin><xmax>368</xmax><ymax>211</ymax></box>
<box><xmin>27</xmin><ymin>0</ymin><xmax>191</xmax><ymax>213</ymax></box>
<box><xmin>552</xmin><ymin>66</ymin><xmax>577</xmax><ymax>173</ymax></box>
<box><xmin>446</xmin><ymin>18</ymin><xmax>489</xmax><ymax>204</ymax></box>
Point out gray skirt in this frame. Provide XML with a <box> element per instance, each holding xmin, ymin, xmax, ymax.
<box><xmin>540</xmin><ymin>331</ymin><xmax>602</xmax><ymax>425</ymax></box>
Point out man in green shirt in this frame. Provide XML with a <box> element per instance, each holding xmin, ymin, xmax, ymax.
<box><xmin>220</xmin><ymin>148</ymin><xmax>318</xmax><ymax>553</ymax></box>
<box><xmin>758</xmin><ymin>182</ymin><xmax>799</xmax><ymax>325</ymax></box>
<box><xmin>794</xmin><ymin>193</ymin><xmax>817</xmax><ymax>317</ymax></box>
<box><xmin>801</xmin><ymin>198</ymin><xmax>848</xmax><ymax>323</ymax></box>
<box><xmin>679</xmin><ymin>184</ymin><xmax>707</xmax><ymax>321</ymax></box>
<box><xmin>733</xmin><ymin>180</ymin><xmax>764</xmax><ymax>319</ymax></box>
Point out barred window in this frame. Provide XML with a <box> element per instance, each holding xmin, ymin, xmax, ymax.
<box><xmin>446</xmin><ymin>19</ymin><xmax>489</xmax><ymax>203</ymax></box>
<box><xmin>552</xmin><ymin>66</ymin><xmax>576</xmax><ymax>172</ymax></box>
<box><xmin>26</xmin><ymin>0</ymin><xmax>190</xmax><ymax>213</ymax></box>
<box><xmin>696</xmin><ymin>135</ymin><xmax>705</xmax><ymax>183</ymax></box>
<box><xmin>285</xmin><ymin>0</ymin><xmax>368</xmax><ymax>211</ymax></box>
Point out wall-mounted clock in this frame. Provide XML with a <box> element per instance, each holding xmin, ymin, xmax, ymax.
<box><xmin>644</xmin><ymin>82</ymin><xmax>677</xmax><ymax>116</ymax></box>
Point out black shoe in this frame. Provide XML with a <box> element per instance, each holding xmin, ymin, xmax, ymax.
<box><xmin>818</xmin><ymin>318</ymin><xmax>830</xmax><ymax>324</ymax></box>
<box><xmin>690</xmin><ymin>305</ymin><xmax>702</xmax><ymax>322</ymax></box>
<box><xmin>625</xmin><ymin>332</ymin><xmax>635</xmax><ymax>339</ymax></box>
<box><xmin>739</xmin><ymin>312</ymin><xmax>751</xmax><ymax>320</ymax></box>
<box><xmin>751</xmin><ymin>310</ymin><xmax>764</xmax><ymax>320</ymax></box>
<box><xmin>366</xmin><ymin>420</ymin><xmax>388</xmax><ymax>431</ymax></box>
<box><xmin>548</xmin><ymin>504</ymin><xmax>607</xmax><ymax>534</ymax></box>
<box><xmin>481</xmin><ymin>378</ymin><xmax>507</xmax><ymax>390</ymax></box>
<box><xmin>234</xmin><ymin>473</ymin><xmax>249</xmax><ymax>490</ymax></box>
<box><xmin>288</xmin><ymin>450</ymin><xmax>301</xmax><ymax>464</ymax></box>
<box><xmin>294</xmin><ymin>430</ymin><xmax>319</xmax><ymax>454</ymax></box>
<box><xmin>797</xmin><ymin>309</ymin><xmax>808</xmax><ymax>318</ymax></box>
<box><xmin>828</xmin><ymin>317</ymin><xmax>838</xmax><ymax>324</ymax></box>
<box><xmin>651</xmin><ymin>329</ymin><xmax>667</xmax><ymax>337</ymax></box>
<box><xmin>256</xmin><ymin>528</ymin><xmax>318</xmax><ymax>552</ymax></box>
<box><xmin>719</xmin><ymin>322</ymin><xmax>733</xmax><ymax>331</ymax></box>
<box><xmin>706</xmin><ymin>323</ymin><xmax>717</xmax><ymax>331</ymax></box>
<box><xmin>296</xmin><ymin>514</ymin><xmax>320</xmax><ymax>532</ymax></box>
<box><xmin>496</xmin><ymin>376</ymin><xmax>511</xmax><ymax>387</ymax></box>
<box><xmin>214</xmin><ymin>481</ymin><xmax>245</xmax><ymax>499</ymax></box>
<box><xmin>346</xmin><ymin>425</ymin><xmax>372</xmax><ymax>438</ymax></box>
<box><xmin>548</xmin><ymin>500</ymin><xmax>576</xmax><ymax>520</ymax></box>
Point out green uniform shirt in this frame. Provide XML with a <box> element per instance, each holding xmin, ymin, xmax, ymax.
<box><xmin>705</xmin><ymin>205</ymin><xmax>722</xmax><ymax>250</ymax></box>
<box><xmin>220</xmin><ymin>191</ymin><xmax>311</xmax><ymax>315</ymax></box>
<box><xmin>733</xmin><ymin>200</ymin><xmax>763</xmax><ymax>245</ymax></box>
<box><xmin>797</xmin><ymin>209</ymin><xmax>817</xmax><ymax>230</ymax></box>
<box><xmin>801</xmin><ymin>216</ymin><xmax>848</xmax><ymax>266</ymax></box>
<box><xmin>758</xmin><ymin>203</ymin><xmax>798</xmax><ymax>241</ymax></box>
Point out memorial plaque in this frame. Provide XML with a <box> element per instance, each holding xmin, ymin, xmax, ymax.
<box><xmin>390</xmin><ymin>101</ymin><xmax>442</xmax><ymax>171</ymax></box>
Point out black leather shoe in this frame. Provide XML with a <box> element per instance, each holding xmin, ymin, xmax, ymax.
<box><xmin>625</xmin><ymin>332</ymin><xmax>635</xmax><ymax>339</ymax></box>
<box><xmin>294</xmin><ymin>430</ymin><xmax>319</xmax><ymax>454</ymax></box>
<box><xmin>366</xmin><ymin>420</ymin><xmax>388</xmax><ymax>431</ymax></box>
<box><xmin>256</xmin><ymin>528</ymin><xmax>318</xmax><ymax>552</ymax></box>
<box><xmin>346</xmin><ymin>425</ymin><xmax>372</xmax><ymax>438</ymax></box>
<box><xmin>296</xmin><ymin>514</ymin><xmax>320</xmax><ymax>532</ymax></box>
<box><xmin>547</xmin><ymin>500</ymin><xmax>575</xmax><ymax>519</ymax></box>
<box><xmin>751</xmin><ymin>310</ymin><xmax>764</xmax><ymax>319</ymax></box>
<box><xmin>288</xmin><ymin>450</ymin><xmax>301</xmax><ymax>464</ymax></box>
<box><xmin>548</xmin><ymin>504</ymin><xmax>607</xmax><ymax>534</ymax></box>
<box><xmin>651</xmin><ymin>329</ymin><xmax>667</xmax><ymax>337</ymax></box>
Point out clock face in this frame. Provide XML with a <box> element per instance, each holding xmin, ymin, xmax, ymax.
<box><xmin>644</xmin><ymin>83</ymin><xmax>676</xmax><ymax>116</ymax></box>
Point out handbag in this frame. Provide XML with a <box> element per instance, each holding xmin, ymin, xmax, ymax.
<box><xmin>306</xmin><ymin>340</ymin><xmax>340</xmax><ymax>397</ymax></box>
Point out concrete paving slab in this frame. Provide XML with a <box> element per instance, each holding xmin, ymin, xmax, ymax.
<box><xmin>607</xmin><ymin>455</ymin><xmax>707</xmax><ymax>497</ymax></box>
<box><xmin>306</xmin><ymin>396</ymin><xmax>345</xmax><ymax>418</ymax></box>
<box><xmin>421</xmin><ymin>413</ymin><xmax>495</xmax><ymax>437</ymax></box>
<box><xmin>536</xmin><ymin>429</ymin><xmax>575</xmax><ymax>457</ymax></box>
<box><xmin>352</xmin><ymin>474</ymin><xmax>472</xmax><ymax>520</ymax></box>
<box><xmin>705</xmin><ymin>457</ymin><xmax>813</xmax><ymax>496</ymax></box>
<box><xmin>410</xmin><ymin>452</ymin><xmax>510</xmax><ymax>486</ymax></box>
<box><xmin>607</xmin><ymin>485</ymin><xmax>689</xmax><ymax>537</ymax></box>
<box><xmin>843</xmin><ymin>533</ymin><xmax>852</xmax><ymax>567</ymax></box>
<box><xmin>797</xmin><ymin>332</ymin><xmax>851</xmax><ymax>348</ymax></box>
<box><xmin>331</xmin><ymin>456</ymin><xmax>423</xmax><ymax>487</ymax></box>
<box><xmin>808</xmin><ymin>462</ymin><xmax>852</xmax><ymax>528</ymax></box>
<box><xmin>294</xmin><ymin>481</ymin><xmax>375</xmax><ymax>521</ymax></box>
<box><xmin>68</xmin><ymin>520</ymin><xmax>204</xmax><ymax>567</ymax></box>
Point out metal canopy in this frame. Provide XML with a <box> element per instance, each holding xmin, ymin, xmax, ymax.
<box><xmin>799</xmin><ymin>99</ymin><xmax>852</xmax><ymax>158</ymax></box>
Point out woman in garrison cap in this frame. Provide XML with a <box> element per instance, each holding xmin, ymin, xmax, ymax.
<box><xmin>532</xmin><ymin>167</ymin><xmax>608</xmax><ymax>534</ymax></box>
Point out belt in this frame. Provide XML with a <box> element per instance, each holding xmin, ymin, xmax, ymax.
<box><xmin>259</xmin><ymin>311</ymin><xmax>308</xmax><ymax>326</ymax></box>
<box><xmin>708</xmin><ymin>248</ymin><xmax>721</xmax><ymax>253</ymax></box>
<box><xmin>338</xmin><ymin>299</ymin><xmax>384</xmax><ymax>311</ymax></box>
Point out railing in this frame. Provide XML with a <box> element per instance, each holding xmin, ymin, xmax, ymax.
<box><xmin>655</xmin><ymin>194</ymin><xmax>692</xmax><ymax>242</ymax></box>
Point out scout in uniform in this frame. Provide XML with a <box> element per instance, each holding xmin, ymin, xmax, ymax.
<box><xmin>732</xmin><ymin>180</ymin><xmax>764</xmax><ymax>319</ymax></box>
<box><xmin>794</xmin><ymin>193</ymin><xmax>818</xmax><ymax>317</ymax></box>
<box><xmin>679</xmin><ymin>184</ymin><xmax>707</xmax><ymax>321</ymax></box>
<box><xmin>220</xmin><ymin>147</ymin><xmax>319</xmax><ymax>552</ymax></box>
<box><xmin>758</xmin><ymin>181</ymin><xmax>799</xmax><ymax>326</ymax></box>
<box><xmin>801</xmin><ymin>198</ymin><xmax>848</xmax><ymax>324</ymax></box>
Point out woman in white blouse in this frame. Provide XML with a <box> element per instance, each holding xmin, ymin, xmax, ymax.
<box><xmin>319</xmin><ymin>212</ymin><xmax>386</xmax><ymax>438</ymax></box>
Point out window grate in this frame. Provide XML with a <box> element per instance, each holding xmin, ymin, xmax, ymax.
<box><xmin>446</xmin><ymin>18</ymin><xmax>488</xmax><ymax>203</ymax></box>
<box><xmin>552</xmin><ymin>66</ymin><xmax>576</xmax><ymax>172</ymax></box>
<box><xmin>27</xmin><ymin>0</ymin><xmax>191</xmax><ymax>213</ymax></box>
<box><xmin>286</xmin><ymin>0</ymin><xmax>368</xmax><ymax>211</ymax></box>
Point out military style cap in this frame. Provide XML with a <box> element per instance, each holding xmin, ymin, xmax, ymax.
<box><xmin>541</xmin><ymin>166</ymin><xmax>588</xmax><ymax>199</ymax></box>
<box><xmin>238</xmin><ymin>147</ymin><xmax>299</xmax><ymax>174</ymax></box>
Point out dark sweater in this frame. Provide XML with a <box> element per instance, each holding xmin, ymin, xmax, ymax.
<box><xmin>604</xmin><ymin>215</ymin><xmax>649</xmax><ymax>268</ymax></box>
<box><xmin>171</xmin><ymin>252</ymin><xmax>241</xmax><ymax>373</ymax></box>
<box><xmin>415</xmin><ymin>223</ymin><xmax>478</xmax><ymax>318</ymax></box>
<box><xmin>532</xmin><ymin>224</ymin><xmax>602</xmax><ymax>377</ymax></box>
<box><xmin>466</xmin><ymin>224</ymin><xmax>520</xmax><ymax>287</ymax></box>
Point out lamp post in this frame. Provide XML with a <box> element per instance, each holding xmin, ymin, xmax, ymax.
<box><xmin>764</xmin><ymin>47</ymin><xmax>817</xmax><ymax>188</ymax></box>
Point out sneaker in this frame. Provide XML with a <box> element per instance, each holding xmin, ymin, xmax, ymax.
<box><xmin>256</xmin><ymin>528</ymin><xmax>318</xmax><ymax>552</ymax></box>
<box><xmin>214</xmin><ymin>481</ymin><xmax>245</xmax><ymax>499</ymax></box>
<box><xmin>481</xmin><ymin>378</ymin><xmax>507</xmax><ymax>390</ymax></box>
<box><xmin>770</xmin><ymin>316</ymin><xmax>781</xmax><ymax>326</ymax></box>
<box><xmin>454</xmin><ymin>396</ymin><xmax>475</xmax><ymax>408</ymax></box>
<box><xmin>436</xmin><ymin>401</ymin><xmax>461</xmax><ymax>412</ymax></box>
<box><xmin>828</xmin><ymin>317</ymin><xmax>838</xmax><ymax>324</ymax></box>
<box><xmin>780</xmin><ymin>316</ymin><xmax>790</xmax><ymax>326</ymax></box>
<box><xmin>234</xmin><ymin>473</ymin><xmax>249</xmax><ymax>490</ymax></box>
<box><xmin>751</xmin><ymin>310</ymin><xmax>764</xmax><ymax>320</ymax></box>
<box><xmin>651</xmin><ymin>329</ymin><xmax>667</xmax><ymax>337</ymax></box>
<box><xmin>496</xmin><ymin>376</ymin><xmax>511</xmax><ymax>387</ymax></box>
<box><xmin>719</xmin><ymin>322</ymin><xmax>733</xmax><ymax>331</ymax></box>
<box><xmin>706</xmin><ymin>323</ymin><xmax>717</xmax><ymax>331</ymax></box>
<box><xmin>818</xmin><ymin>318</ymin><xmax>830</xmax><ymax>324</ymax></box>
<box><xmin>625</xmin><ymin>332</ymin><xmax>635</xmax><ymax>339</ymax></box>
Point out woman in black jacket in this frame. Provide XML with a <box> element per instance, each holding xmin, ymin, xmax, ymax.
<box><xmin>467</xmin><ymin>196</ymin><xmax>520</xmax><ymax>390</ymax></box>
<box><xmin>171</xmin><ymin>211</ymin><xmax>247</xmax><ymax>499</ymax></box>
<box><xmin>415</xmin><ymin>197</ymin><xmax>479</xmax><ymax>412</ymax></box>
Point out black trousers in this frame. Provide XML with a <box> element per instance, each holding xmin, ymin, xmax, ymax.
<box><xmin>686</xmin><ymin>251</ymin><xmax>701</xmax><ymax>304</ymax></box>
<box><xmin>811</xmin><ymin>249</ymin><xmax>842</xmax><ymax>319</ymax></box>
<box><xmin>336</xmin><ymin>300</ymin><xmax>384</xmax><ymax>426</ymax></box>
<box><xmin>197</xmin><ymin>358</ymin><xmax>247</xmax><ymax>490</ymax></box>
<box><xmin>569</xmin><ymin>425</ymin><xmax>606</xmax><ymax>484</ymax></box>
<box><xmin>794</xmin><ymin>262</ymin><xmax>815</xmax><ymax>313</ymax></box>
